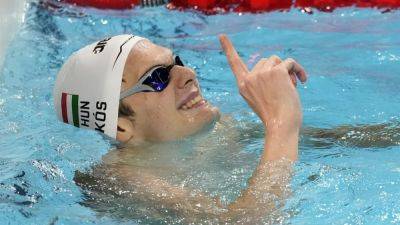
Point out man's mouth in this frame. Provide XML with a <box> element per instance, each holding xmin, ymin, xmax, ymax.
<box><xmin>178</xmin><ymin>91</ymin><xmax>207</xmax><ymax>110</ymax></box>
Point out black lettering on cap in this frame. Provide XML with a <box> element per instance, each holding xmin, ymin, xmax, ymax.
<box><xmin>93</xmin><ymin>37</ymin><xmax>111</xmax><ymax>54</ymax></box>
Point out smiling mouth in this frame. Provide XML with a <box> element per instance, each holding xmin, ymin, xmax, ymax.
<box><xmin>179</xmin><ymin>93</ymin><xmax>207</xmax><ymax>110</ymax></box>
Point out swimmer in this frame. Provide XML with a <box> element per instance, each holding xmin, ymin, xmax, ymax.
<box><xmin>54</xmin><ymin>34</ymin><xmax>307</xmax><ymax>223</ymax></box>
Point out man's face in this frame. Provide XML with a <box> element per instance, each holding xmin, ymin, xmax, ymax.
<box><xmin>119</xmin><ymin>40</ymin><xmax>220</xmax><ymax>143</ymax></box>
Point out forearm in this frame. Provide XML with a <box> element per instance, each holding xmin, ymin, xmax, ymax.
<box><xmin>224</xmin><ymin>157</ymin><xmax>293</xmax><ymax>223</ymax></box>
<box><xmin>262</xmin><ymin>124</ymin><xmax>299</xmax><ymax>162</ymax></box>
<box><xmin>223</xmin><ymin>122</ymin><xmax>298</xmax><ymax>221</ymax></box>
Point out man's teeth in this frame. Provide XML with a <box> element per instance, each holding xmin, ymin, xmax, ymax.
<box><xmin>182</xmin><ymin>95</ymin><xmax>203</xmax><ymax>110</ymax></box>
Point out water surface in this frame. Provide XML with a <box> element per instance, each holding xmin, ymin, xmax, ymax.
<box><xmin>0</xmin><ymin>2</ymin><xmax>400</xmax><ymax>224</ymax></box>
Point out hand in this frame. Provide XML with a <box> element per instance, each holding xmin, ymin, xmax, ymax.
<box><xmin>219</xmin><ymin>34</ymin><xmax>307</xmax><ymax>133</ymax></box>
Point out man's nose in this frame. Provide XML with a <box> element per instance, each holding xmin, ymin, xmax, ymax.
<box><xmin>170</xmin><ymin>66</ymin><xmax>196</xmax><ymax>89</ymax></box>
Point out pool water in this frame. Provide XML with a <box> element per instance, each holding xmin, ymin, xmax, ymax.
<box><xmin>1</xmin><ymin>1</ymin><xmax>400</xmax><ymax>224</ymax></box>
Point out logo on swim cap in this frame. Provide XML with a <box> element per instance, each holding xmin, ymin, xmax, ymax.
<box><xmin>53</xmin><ymin>34</ymin><xmax>146</xmax><ymax>139</ymax></box>
<box><xmin>93</xmin><ymin>37</ymin><xmax>111</xmax><ymax>54</ymax></box>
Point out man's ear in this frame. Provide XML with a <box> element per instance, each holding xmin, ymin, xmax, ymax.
<box><xmin>116</xmin><ymin>117</ymin><xmax>135</xmax><ymax>143</ymax></box>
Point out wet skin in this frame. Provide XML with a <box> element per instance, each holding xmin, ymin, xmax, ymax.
<box><xmin>75</xmin><ymin>35</ymin><xmax>400</xmax><ymax>223</ymax></box>
<box><xmin>117</xmin><ymin>39</ymin><xmax>220</xmax><ymax>144</ymax></box>
<box><xmin>77</xmin><ymin>34</ymin><xmax>309</xmax><ymax>224</ymax></box>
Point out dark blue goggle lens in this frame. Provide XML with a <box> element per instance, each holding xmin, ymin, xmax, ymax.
<box><xmin>142</xmin><ymin>67</ymin><xmax>169</xmax><ymax>91</ymax></box>
<box><xmin>142</xmin><ymin>56</ymin><xmax>184</xmax><ymax>92</ymax></box>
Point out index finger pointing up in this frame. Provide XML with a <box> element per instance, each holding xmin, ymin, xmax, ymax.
<box><xmin>219</xmin><ymin>34</ymin><xmax>249</xmax><ymax>82</ymax></box>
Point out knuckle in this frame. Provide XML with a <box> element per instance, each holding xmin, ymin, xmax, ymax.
<box><xmin>285</xmin><ymin>57</ymin><xmax>296</xmax><ymax>64</ymax></box>
<box><xmin>273</xmin><ymin>66</ymin><xmax>286</xmax><ymax>75</ymax></box>
<box><xmin>257</xmin><ymin>58</ymin><xmax>269</xmax><ymax>64</ymax></box>
<box><xmin>270</xmin><ymin>55</ymin><xmax>282</xmax><ymax>63</ymax></box>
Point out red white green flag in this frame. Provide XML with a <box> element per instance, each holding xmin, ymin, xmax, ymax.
<box><xmin>61</xmin><ymin>93</ymin><xmax>80</xmax><ymax>127</ymax></box>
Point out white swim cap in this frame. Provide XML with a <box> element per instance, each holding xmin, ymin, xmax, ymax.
<box><xmin>53</xmin><ymin>34</ymin><xmax>146</xmax><ymax>139</ymax></box>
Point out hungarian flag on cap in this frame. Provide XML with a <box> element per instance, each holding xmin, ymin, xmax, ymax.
<box><xmin>61</xmin><ymin>93</ymin><xmax>80</xmax><ymax>127</ymax></box>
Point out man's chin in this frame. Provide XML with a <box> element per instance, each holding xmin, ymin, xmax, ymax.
<box><xmin>195</xmin><ymin>101</ymin><xmax>220</xmax><ymax>119</ymax></box>
<box><xmin>195</xmin><ymin>105</ymin><xmax>221</xmax><ymax>133</ymax></box>
<box><xmin>179</xmin><ymin>105</ymin><xmax>219</xmax><ymax>135</ymax></box>
<box><xmin>209</xmin><ymin>105</ymin><xmax>221</xmax><ymax>122</ymax></box>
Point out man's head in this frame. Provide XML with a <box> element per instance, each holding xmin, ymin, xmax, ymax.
<box><xmin>117</xmin><ymin>39</ymin><xmax>220</xmax><ymax>144</ymax></box>
<box><xmin>54</xmin><ymin>35</ymin><xmax>219</xmax><ymax>144</ymax></box>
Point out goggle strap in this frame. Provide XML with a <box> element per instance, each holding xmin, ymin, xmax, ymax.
<box><xmin>120</xmin><ymin>84</ymin><xmax>154</xmax><ymax>99</ymax></box>
<box><xmin>119</xmin><ymin>68</ymin><xmax>158</xmax><ymax>99</ymax></box>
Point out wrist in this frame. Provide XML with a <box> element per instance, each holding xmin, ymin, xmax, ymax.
<box><xmin>263</xmin><ymin>116</ymin><xmax>301</xmax><ymax>136</ymax></box>
<box><xmin>262</xmin><ymin>121</ymin><xmax>300</xmax><ymax>162</ymax></box>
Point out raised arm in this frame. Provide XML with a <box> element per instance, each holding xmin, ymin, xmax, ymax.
<box><xmin>218</xmin><ymin>34</ymin><xmax>306</xmax><ymax>221</ymax></box>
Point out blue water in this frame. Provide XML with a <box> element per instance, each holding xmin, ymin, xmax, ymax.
<box><xmin>1</xmin><ymin>1</ymin><xmax>400</xmax><ymax>224</ymax></box>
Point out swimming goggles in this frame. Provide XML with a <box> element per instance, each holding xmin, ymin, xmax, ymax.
<box><xmin>120</xmin><ymin>55</ymin><xmax>184</xmax><ymax>99</ymax></box>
